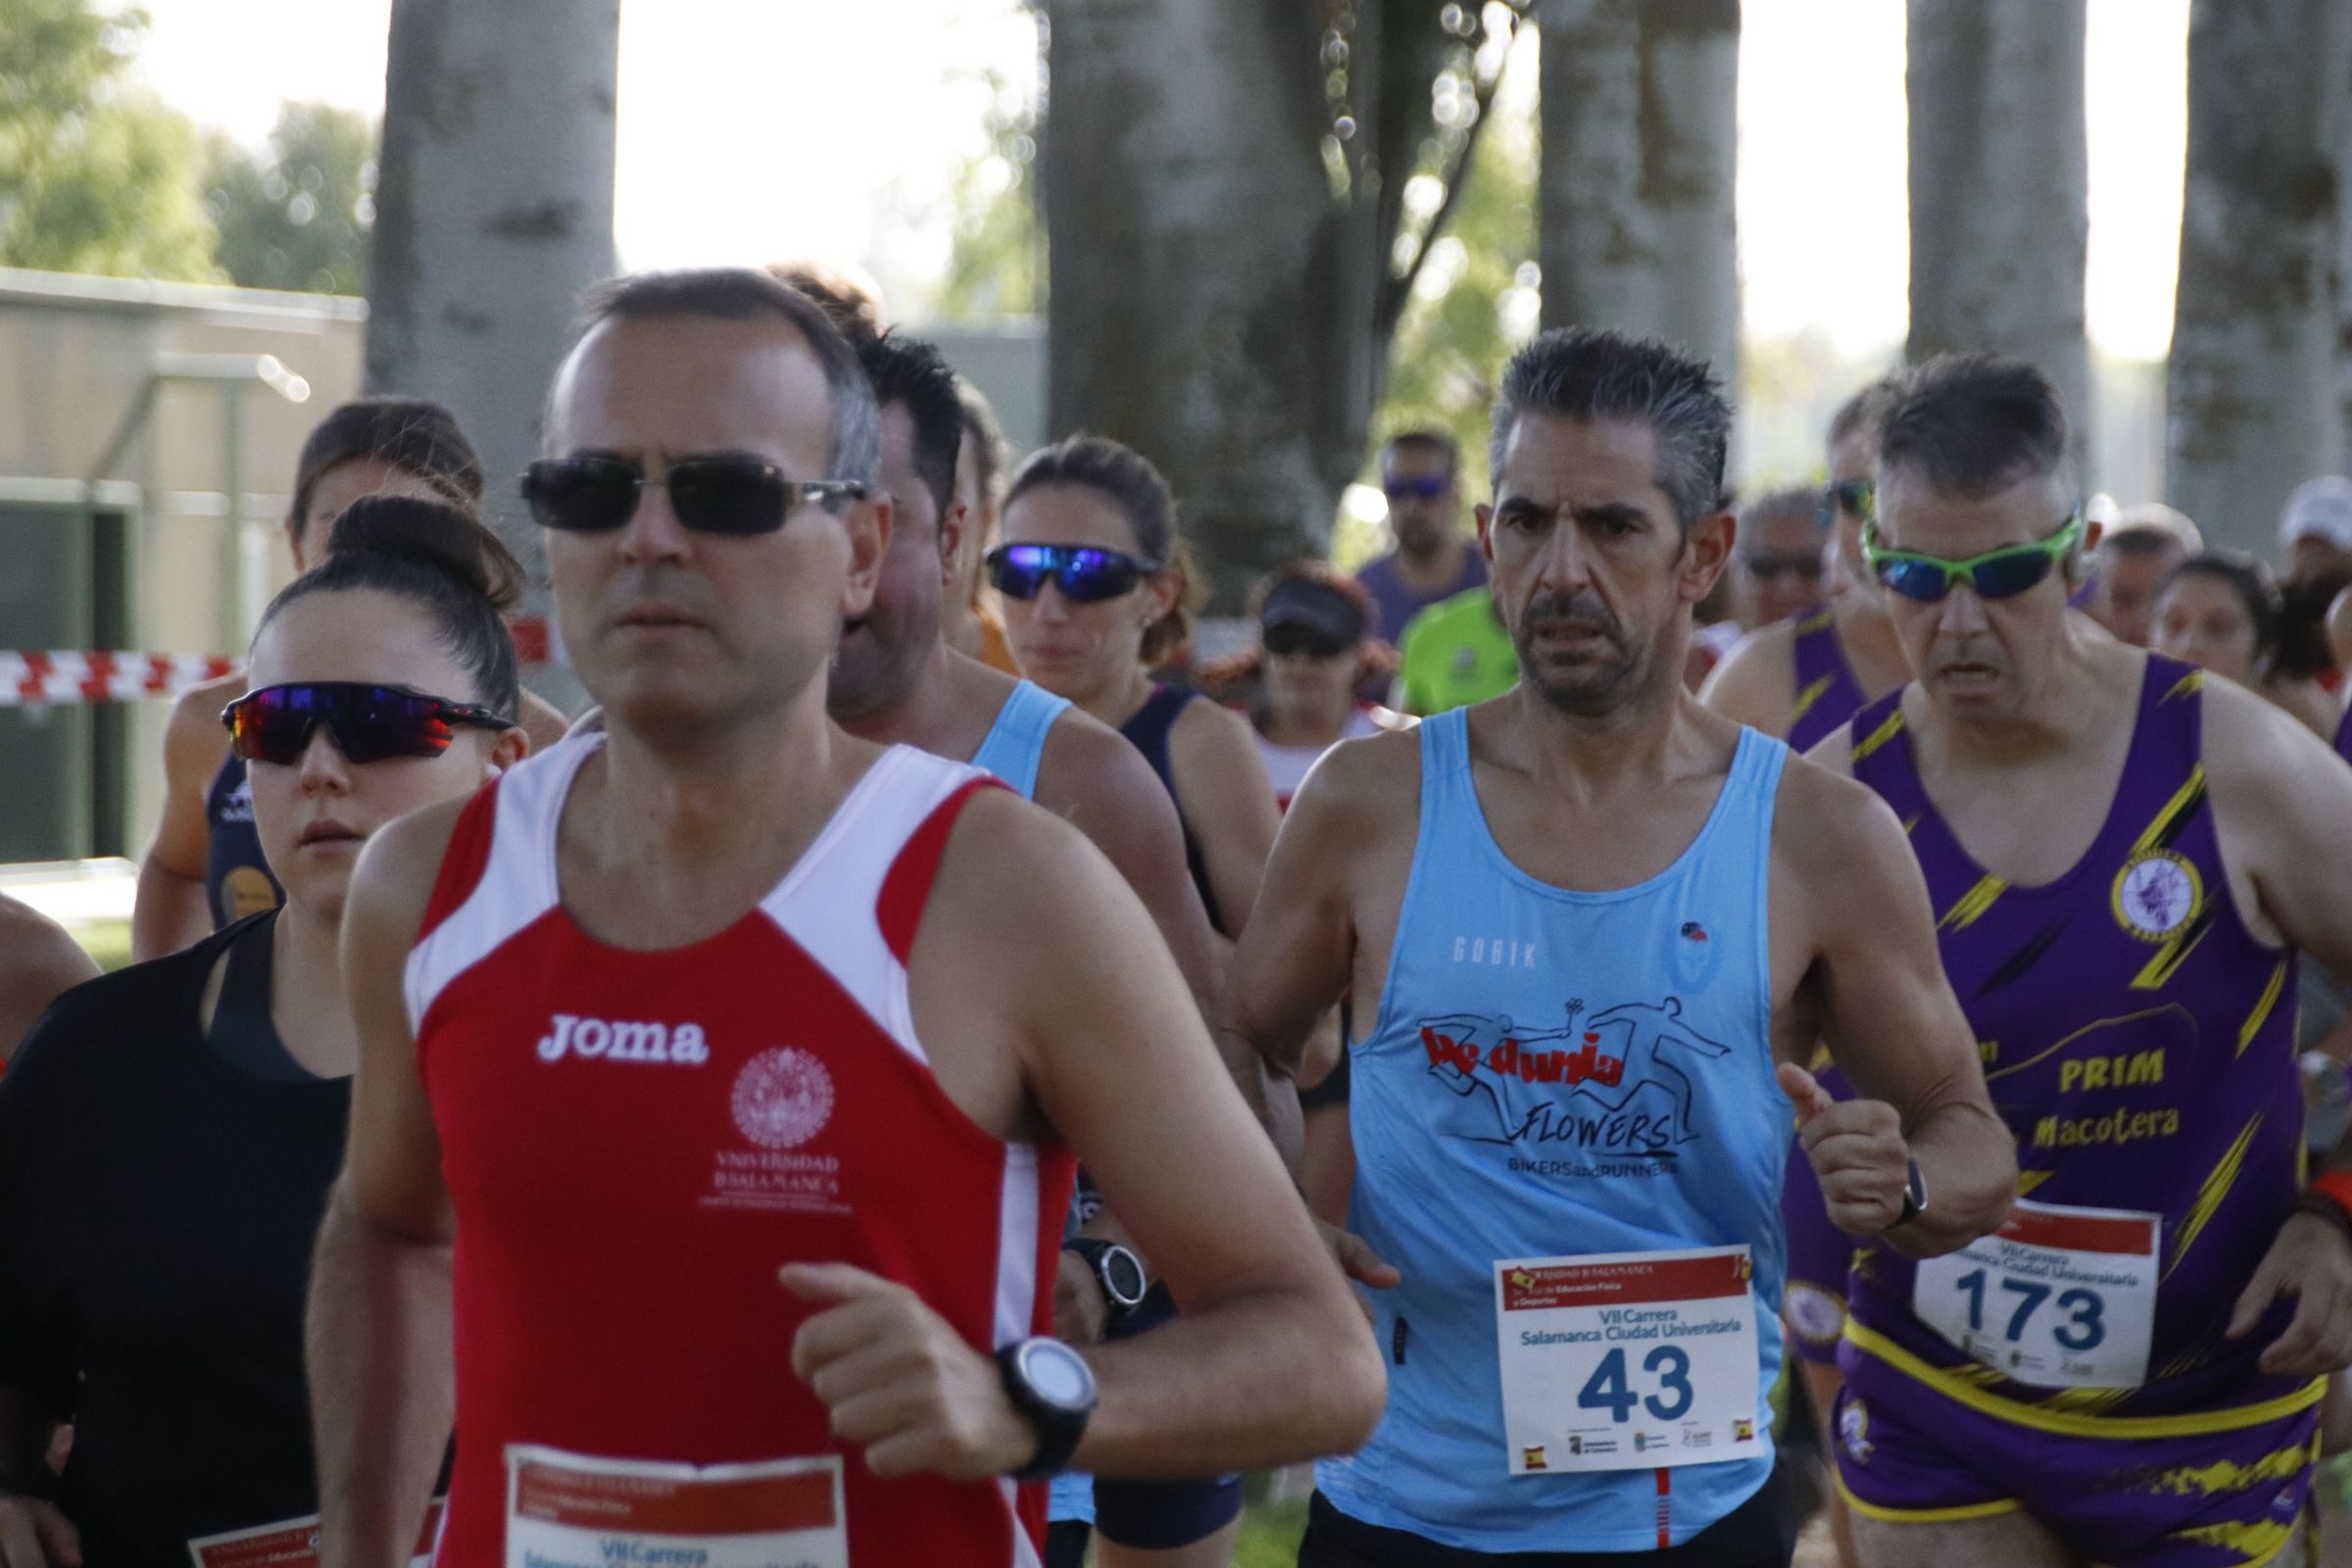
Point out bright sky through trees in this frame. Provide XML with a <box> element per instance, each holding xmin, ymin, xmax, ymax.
<box><xmin>129</xmin><ymin>0</ymin><xmax>2188</xmax><ymax>359</ymax></box>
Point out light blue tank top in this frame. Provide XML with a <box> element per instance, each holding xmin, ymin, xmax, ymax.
<box><xmin>968</xmin><ymin>679</ymin><xmax>1068</xmax><ymax>802</ymax></box>
<box><xmin>968</xmin><ymin>677</ymin><xmax>1096</xmax><ymax>1526</ymax></box>
<box><xmin>1316</xmin><ymin>708</ymin><xmax>1790</xmax><ymax>1552</ymax></box>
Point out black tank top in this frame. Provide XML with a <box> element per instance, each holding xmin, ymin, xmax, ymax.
<box><xmin>206</xmin><ymin>755</ymin><xmax>281</xmax><ymax>929</ymax></box>
<box><xmin>1118</xmin><ymin>684</ymin><xmax>1225</xmax><ymax>935</ymax></box>
<box><xmin>0</xmin><ymin>910</ymin><xmax>349</xmax><ymax>1566</ymax></box>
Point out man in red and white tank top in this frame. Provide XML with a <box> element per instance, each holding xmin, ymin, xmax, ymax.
<box><xmin>306</xmin><ymin>269</ymin><xmax>1384</xmax><ymax>1568</ymax></box>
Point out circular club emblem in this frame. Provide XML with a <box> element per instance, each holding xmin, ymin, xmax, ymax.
<box><xmin>1784</xmin><ymin>1280</ymin><xmax>1845</xmax><ymax>1348</ymax></box>
<box><xmin>1838</xmin><ymin>1398</ymin><xmax>1874</xmax><ymax>1466</ymax></box>
<box><xmin>2112</xmin><ymin>852</ymin><xmax>2200</xmax><ymax>942</ymax></box>
<box><xmin>730</xmin><ymin>1048</ymin><xmax>836</xmax><ymax>1151</ymax></box>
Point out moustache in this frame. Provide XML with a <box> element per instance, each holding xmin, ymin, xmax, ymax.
<box><xmin>1930</xmin><ymin>638</ymin><xmax>2004</xmax><ymax>667</ymax></box>
<box><xmin>1520</xmin><ymin>593</ymin><xmax>1622</xmax><ymax>640</ymax></box>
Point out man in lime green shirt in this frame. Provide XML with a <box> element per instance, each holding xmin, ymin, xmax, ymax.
<box><xmin>1393</xmin><ymin>585</ymin><xmax>1517</xmax><ymax>714</ymax></box>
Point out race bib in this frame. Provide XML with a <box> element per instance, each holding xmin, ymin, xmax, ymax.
<box><xmin>1911</xmin><ymin>1198</ymin><xmax>2160</xmax><ymax>1390</ymax></box>
<box><xmin>505</xmin><ymin>1448</ymin><xmax>846</xmax><ymax>1568</ymax></box>
<box><xmin>1494</xmin><ymin>1246</ymin><xmax>1763</xmax><ymax>1476</ymax></box>
<box><xmin>187</xmin><ymin>1498</ymin><xmax>443</xmax><ymax>1568</ymax></box>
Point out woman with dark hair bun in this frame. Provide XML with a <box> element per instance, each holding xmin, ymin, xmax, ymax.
<box><xmin>134</xmin><ymin>401</ymin><xmax>568</xmax><ymax>961</ymax></box>
<box><xmin>0</xmin><ymin>497</ymin><xmax>528</xmax><ymax>1568</ymax></box>
<box><xmin>2152</xmin><ymin>551</ymin><xmax>2338</xmax><ymax>737</ymax></box>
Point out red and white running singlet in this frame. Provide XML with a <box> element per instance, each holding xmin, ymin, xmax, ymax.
<box><xmin>406</xmin><ymin>737</ymin><xmax>1076</xmax><ymax>1568</ymax></box>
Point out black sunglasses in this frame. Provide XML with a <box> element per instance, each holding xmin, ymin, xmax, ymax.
<box><xmin>522</xmin><ymin>456</ymin><xmax>867</xmax><ymax>537</ymax></box>
<box><xmin>222</xmin><ymin>682</ymin><xmax>508</xmax><ymax>766</ymax></box>
<box><xmin>986</xmin><ymin>544</ymin><xmax>1160</xmax><ymax>604</ymax></box>
<box><xmin>1263</xmin><ymin>623</ymin><xmax>1357</xmax><ymax>660</ymax></box>
<box><xmin>1384</xmin><ymin>473</ymin><xmax>1451</xmax><ymax>501</ymax></box>
<box><xmin>1819</xmin><ymin>479</ymin><xmax>1875</xmax><ymax>526</ymax></box>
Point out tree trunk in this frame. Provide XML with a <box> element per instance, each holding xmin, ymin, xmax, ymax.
<box><xmin>1906</xmin><ymin>0</ymin><xmax>2092</xmax><ymax>470</ymax></box>
<box><xmin>1043</xmin><ymin>0</ymin><xmax>1367</xmax><ymax>610</ymax></box>
<box><xmin>367</xmin><ymin>0</ymin><xmax>619</xmax><ymax>707</ymax></box>
<box><xmin>2168</xmin><ymin>0</ymin><xmax>2349</xmax><ymax>548</ymax></box>
<box><xmin>1535</xmin><ymin>0</ymin><xmax>1740</xmax><ymax>391</ymax></box>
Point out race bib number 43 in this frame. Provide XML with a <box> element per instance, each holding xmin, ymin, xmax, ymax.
<box><xmin>1911</xmin><ymin>1198</ymin><xmax>2160</xmax><ymax>1390</ymax></box>
<box><xmin>1494</xmin><ymin>1246</ymin><xmax>1762</xmax><ymax>1477</ymax></box>
<box><xmin>505</xmin><ymin>1447</ymin><xmax>847</xmax><ymax>1568</ymax></box>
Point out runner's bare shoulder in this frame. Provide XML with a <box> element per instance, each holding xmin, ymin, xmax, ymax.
<box><xmin>517</xmin><ymin>688</ymin><xmax>573</xmax><ymax>752</ymax></box>
<box><xmin>1696</xmin><ymin>619</ymin><xmax>1798</xmax><ymax>735</ymax></box>
<box><xmin>917</xmin><ymin>785</ymin><xmax>1165</xmax><ymax>983</ymax></box>
<box><xmin>347</xmin><ymin>793</ymin><xmax>479</xmax><ymax>956</ymax></box>
<box><xmin>1798</xmin><ymin>712</ymin><xmax>1859</xmax><ymax>779</ymax></box>
<box><xmin>1033</xmin><ymin>701</ymin><xmax>1167</xmax><ymax>809</ymax></box>
<box><xmin>1283</xmin><ymin>722</ymin><xmax>1423</xmax><ymax>831</ymax></box>
<box><xmin>164</xmin><ymin>670</ymin><xmax>248</xmax><ymax>781</ymax></box>
<box><xmin>0</xmin><ymin>893</ymin><xmax>97</xmax><ymax>1061</ymax></box>
<box><xmin>2194</xmin><ymin>664</ymin><xmax>2352</xmax><ymax>854</ymax></box>
<box><xmin>1767</xmin><ymin>751</ymin><xmax>1917</xmax><ymax>918</ymax></box>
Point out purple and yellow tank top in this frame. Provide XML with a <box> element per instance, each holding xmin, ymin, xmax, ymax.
<box><xmin>1844</xmin><ymin>656</ymin><xmax>2311</xmax><ymax>1424</ymax></box>
<box><xmin>1787</xmin><ymin>606</ymin><xmax>1869</xmax><ymax>754</ymax></box>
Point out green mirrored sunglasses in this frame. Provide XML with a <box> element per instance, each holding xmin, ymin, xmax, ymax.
<box><xmin>1863</xmin><ymin>512</ymin><xmax>2083</xmax><ymax>603</ymax></box>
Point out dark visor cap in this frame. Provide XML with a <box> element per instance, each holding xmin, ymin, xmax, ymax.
<box><xmin>1260</xmin><ymin>576</ymin><xmax>1367</xmax><ymax>645</ymax></box>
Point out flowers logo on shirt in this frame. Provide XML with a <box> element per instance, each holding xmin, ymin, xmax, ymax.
<box><xmin>1417</xmin><ymin>995</ymin><xmax>1733</xmax><ymax>1157</ymax></box>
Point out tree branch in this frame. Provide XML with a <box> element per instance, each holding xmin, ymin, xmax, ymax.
<box><xmin>1373</xmin><ymin>2</ymin><xmax>1528</xmax><ymax>343</ymax></box>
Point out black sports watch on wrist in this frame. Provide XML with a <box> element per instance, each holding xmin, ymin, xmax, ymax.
<box><xmin>1063</xmin><ymin>1237</ymin><xmax>1149</xmax><ymax>1319</ymax></box>
<box><xmin>997</xmin><ymin>1336</ymin><xmax>1099</xmax><ymax>1479</ymax></box>
<box><xmin>1893</xmin><ymin>1155</ymin><xmax>1929</xmax><ymax>1228</ymax></box>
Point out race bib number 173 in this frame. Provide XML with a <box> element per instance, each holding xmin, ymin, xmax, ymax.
<box><xmin>1911</xmin><ymin>1198</ymin><xmax>2160</xmax><ymax>1390</ymax></box>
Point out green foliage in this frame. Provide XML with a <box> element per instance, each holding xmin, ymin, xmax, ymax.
<box><xmin>204</xmin><ymin>103</ymin><xmax>376</xmax><ymax>296</ymax></box>
<box><xmin>1230</xmin><ymin>1471</ymin><xmax>1311</xmax><ymax>1566</ymax></box>
<box><xmin>0</xmin><ymin>0</ymin><xmax>218</xmax><ymax>280</ymax></box>
<box><xmin>1372</xmin><ymin>67</ymin><xmax>1538</xmax><ymax>504</ymax></box>
<box><xmin>70</xmin><ymin>917</ymin><xmax>129</xmax><ymax>972</ymax></box>
<box><xmin>1234</xmin><ymin>1491</ymin><xmax>1311</xmax><ymax>1566</ymax></box>
<box><xmin>0</xmin><ymin>0</ymin><xmax>122</xmax><ymax>129</ymax></box>
<box><xmin>934</xmin><ymin>68</ymin><xmax>1043</xmax><ymax>322</ymax></box>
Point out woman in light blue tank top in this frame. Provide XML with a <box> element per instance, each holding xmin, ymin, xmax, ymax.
<box><xmin>967</xmin><ymin>679</ymin><xmax>1069</xmax><ymax>801</ymax></box>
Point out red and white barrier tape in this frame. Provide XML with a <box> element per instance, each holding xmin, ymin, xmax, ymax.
<box><xmin>0</xmin><ymin>619</ymin><xmax>558</xmax><ymax>709</ymax></box>
<box><xmin>1</xmin><ymin>652</ymin><xmax>239</xmax><ymax>708</ymax></box>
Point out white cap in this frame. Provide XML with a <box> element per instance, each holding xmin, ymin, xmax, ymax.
<box><xmin>2107</xmin><ymin>503</ymin><xmax>2202</xmax><ymax>553</ymax></box>
<box><xmin>2279</xmin><ymin>476</ymin><xmax>2352</xmax><ymax>551</ymax></box>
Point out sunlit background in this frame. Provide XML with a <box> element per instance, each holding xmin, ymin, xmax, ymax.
<box><xmin>135</xmin><ymin>0</ymin><xmax>2187</xmax><ymax>362</ymax></box>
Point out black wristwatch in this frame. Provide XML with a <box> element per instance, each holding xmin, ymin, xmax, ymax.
<box><xmin>1893</xmin><ymin>1156</ymin><xmax>1929</xmax><ymax>1228</ymax></box>
<box><xmin>996</xmin><ymin>1336</ymin><xmax>1098</xmax><ymax>1479</ymax></box>
<box><xmin>1063</xmin><ymin>1237</ymin><xmax>1149</xmax><ymax>1320</ymax></box>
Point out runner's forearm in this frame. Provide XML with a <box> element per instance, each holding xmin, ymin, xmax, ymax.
<box><xmin>309</xmin><ymin>1187</ymin><xmax>453</xmax><ymax>1568</ymax></box>
<box><xmin>130</xmin><ymin>858</ymin><xmax>211</xmax><ymax>962</ymax></box>
<box><xmin>1073</xmin><ymin>1282</ymin><xmax>1382</xmax><ymax>1475</ymax></box>
<box><xmin>1886</xmin><ymin>1100</ymin><xmax>2015</xmax><ymax>1258</ymax></box>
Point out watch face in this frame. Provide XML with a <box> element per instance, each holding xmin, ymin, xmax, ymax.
<box><xmin>1102</xmin><ymin>1247</ymin><xmax>1148</xmax><ymax>1306</ymax></box>
<box><xmin>1018</xmin><ymin>1338</ymin><xmax>1098</xmax><ymax>1413</ymax></box>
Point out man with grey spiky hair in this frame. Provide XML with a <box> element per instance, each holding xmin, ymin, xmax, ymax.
<box><xmin>1227</xmin><ymin>326</ymin><xmax>2014</xmax><ymax>1561</ymax></box>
